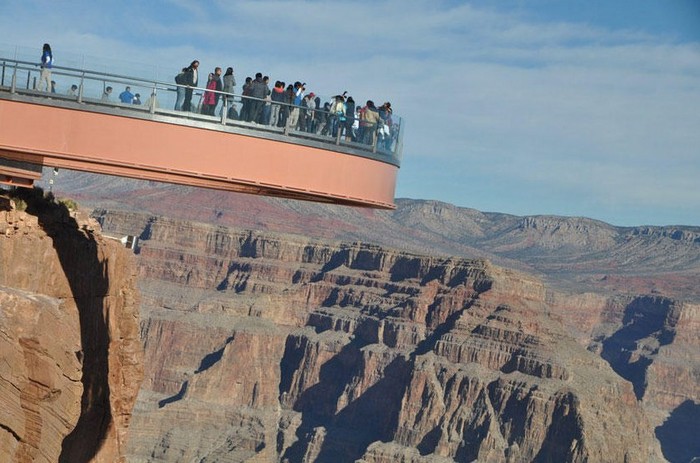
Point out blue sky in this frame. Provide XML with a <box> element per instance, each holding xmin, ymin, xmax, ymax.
<box><xmin>1</xmin><ymin>0</ymin><xmax>699</xmax><ymax>226</ymax></box>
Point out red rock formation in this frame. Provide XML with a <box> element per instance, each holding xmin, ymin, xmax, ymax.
<box><xmin>99</xmin><ymin>212</ymin><xmax>666</xmax><ymax>462</ymax></box>
<box><xmin>0</xmin><ymin>193</ymin><xmax>143</xmax><ymax>463</ymax></box>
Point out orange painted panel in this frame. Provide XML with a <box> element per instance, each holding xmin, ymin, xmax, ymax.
<box><xmin>0</xmin><ymin>99</ymin><xmax>398</xmax><ymax>208</ymax></box>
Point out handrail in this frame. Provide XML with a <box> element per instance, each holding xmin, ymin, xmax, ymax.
<box><xmin>0</xmin><ymin>57</ymin><xmax>403</xmax><ymax>166</ymax></box>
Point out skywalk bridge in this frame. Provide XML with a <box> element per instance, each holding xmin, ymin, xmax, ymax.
<box><xmin>0</xmin><ymin>57</ymin><xmax>402</xmax><ymax>209</ymax></box>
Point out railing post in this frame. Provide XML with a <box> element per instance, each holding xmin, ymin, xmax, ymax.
<box><xmin>78</xmin><ymin>72</ymin><xmax>84</xmax><ymax>103</ymax></box>
<box><xmin>335</xmin><ymin>119</ymin><xmax>342</xmax><ymax>145</ymax></box>
<box><xmin>10</xmin><ymin>62</ymin><xmax>17</xmax><ymax>94</ymax></box>
<box><xmin>284</xmin><ymin>103</ymin><xmax>291</xmax><ymax>135</ymax></box>
<box><xmin>26</xmin><ymin>73</ymin><xmax>32</xmax><ymax>90</ymax></box>
<box><xmin>221</xmin><ymin>96</ymin><xmax>227</xmax><ymax>125</ymax></box>
<box><xmin>150</xmin><ymin>84</ymin><xmax>156</xmax><ymax>114</ymax></box>
<box><xmin>372</xmin><ymin>123</ymin><xmax>379</xmax><ymax>154</ymax></box>
<box><xmin>1</xmin><ymin>61</ymin><xmax>5</xmax><ymax>87</ymax></box>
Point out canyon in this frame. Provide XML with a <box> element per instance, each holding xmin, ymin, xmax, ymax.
<box><xmin>1</xmin><ymin>171</ymin><xmax>698</xmax><ymax>462</ymax></box>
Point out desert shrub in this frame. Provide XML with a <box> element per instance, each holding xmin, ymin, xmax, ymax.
<box><xmin>13</xmin><ymin>198</ymin><xmax>27</xmax><ymax>211</ymax></box>
<box><xmin>59</xmin><ymin>198</ymin><xmax>79</xmax><ymax>211</ymax></box>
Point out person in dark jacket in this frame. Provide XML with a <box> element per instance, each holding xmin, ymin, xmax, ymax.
<box><xmin>270</xmin><ymin>81</ymin><xmax>285</xmax><ymax>127</ymax></box>
<box><xmin>211</xmin><ymin>67</ymin><xmax>223</xmax><ymax>114</ymax></box>
<box><xmin>344</xmin><ymin>96</ymin><xmax>356</xmax><ymax>141</ymax></box>
<box><xmin>240</xmin><ymin>76</ymin><xmax>253</xmax><ymax>122</ymax></box>
<box><xmin>277</xmin><ymin>84</ymin><xmax>294</xmax><ymax>128</ymax></box>
<box><xmin>182</xmin><ymin>60</ymin><xmax>199</xmax><ymax>112</ymax></box>
<box><xmin>248</xmin><ymin>72</ymin><xmax>268</xmax><ymax>123</ymax></box>
<box><xmin>174</xmin><ymin>67</ymin><xmax>187</xmax><ymax>110</ymax></box>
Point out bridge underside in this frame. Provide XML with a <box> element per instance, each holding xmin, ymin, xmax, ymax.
<box><xmin>0</xmin><ymin>97</ymin><xmax>398</xmax><ymax>209</ymax></box>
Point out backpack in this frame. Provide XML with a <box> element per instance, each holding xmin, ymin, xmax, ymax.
<box><xmin>175</xmin><ymin>72</ymin><xmax>185</xmax><ymax>85</ymax></box>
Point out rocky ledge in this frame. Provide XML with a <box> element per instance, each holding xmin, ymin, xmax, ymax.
<box><xmin>0</xmin><ymin>192</ymin><xmax>143</xmax><ymax>463</ymax></box>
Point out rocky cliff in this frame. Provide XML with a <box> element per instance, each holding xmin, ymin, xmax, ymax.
<box><xmin>41</xmin><ymin>171</ymin><xmax>700</xmax><ymax>461</ymax></box>
<box><xmin>0</xmin><ymin>191</ymin><xmax>143</xmax><ymax>463</ymax></box>
<box><xmin>85</xmin><ymin>211</ymin><xmax>682</xmax><ymax>462</ymax></box>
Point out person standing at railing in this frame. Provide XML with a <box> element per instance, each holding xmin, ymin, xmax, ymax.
<box><xmin>201</xmin><ymin>72</ymin><xmax>217</xmax><ymax>116</ymax></box>
<box><xmin>378</xmin><ymin>102</ymin><xmax>393</xmax><ymax>151</ymax></box>
<box><xmin>240</xmin><ymin>76</ymin><xmax>252</xmax><ymax>121</ymax></box>
<box><xmin>248</xmin><ymin>72</ymin><xmax>268</xmax><ymax>123</ymax></box>
<box><xmin>344</xmin><ymin>96</ymin><xmax>356</xmax><ymax>142</ymax></box>
<box><xmin>261</xmin><ymin>76</ymin><xmax>272</xmax><ymax>125</ymax></box>
<box><xmin>102</xmin><ymin>86</ymin><xmax>113</xmax><ymax>101</ymax></box>
<box><xmin>288</xmin><ymin>81</ymin><xmax>305</xmax><ymax>130</ymax></box>
<box><xmin>174</xmin><ymin>67</ymin><xmax>187</xmax><ymax>110</ymax></box>
<box><xmin>212</xmin><ymin>67</ymin><xmax>223</xmax><ymax>114</ymax></box>
<box><xmin>277</xmin><ymin>84</ymin><xmax>293</xmax><ymax>128</ymax></box>
<box><xmin>201</xmin><ymin>67</ymin><xmax>222</xmax><ymax>116</ymax></box>
<box><xmin>317</xmin><ymin>101</ymin><xmax>331</xmax><ymax>135</ymax></box>
<box><xmin>360</xmin><ymin>100</ymin><xmax>379</xmax><ymax>145</ymax></box>
<box><xmin>300</xmin><ymin>93</ymin><xmax>316</xmax><ymax>133</ymax></box>
<box><xmin>329</xmin><ymin>94</ymin><xmax>346</xmax><ymax>138</ymax></box>
<box><xmin>220</xmin><ymin>67</ymin><xmax>236</xmax><ymax>117</ymax></box>
<box><xmin>37</xmin><ymin>43</ymin><xmax>53</xmax><ymax>92</ymax></box>
<box><xmin>145</xmin><ymin>91</ymin><xmax>159</xmax><ymax>109</ymax></box>
<box><xmin>182</xmin><ymin>60</ymin><xmax>199</xmax><ymax>112</ymax></box>
<box><xmin>119</xmin><ymin>86</ymin><xmax>134</xmax><ymax>104</ymax></box>
<box><xmin>269</xmin><ymin>80</ymin><xmax>285</xmax><ymax>127</ymax></box>
<box><xmin>312</xmin><ymin>96</ymin><xmax>322</xmax><ymax>133</ymax></box>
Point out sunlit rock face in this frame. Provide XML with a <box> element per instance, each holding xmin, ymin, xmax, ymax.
<box><xmin>0</xmin><ymin>197</ymin><xmax>143</xmax><ymax>463</ymax></box>
<box><xmin>93</xmin><ymin>212</ymin><xmax>667</xmax><ymax>462</ymax></box>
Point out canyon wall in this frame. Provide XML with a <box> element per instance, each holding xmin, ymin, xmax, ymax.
<box><xmin>0</xmin><ymin>194</ymin><xmax>143</xmax><ymax>463</ymax></box>
<box><xmin>89</xmin><ymin>211</ymin><xmax>688</xmax><ymax>462</ymax></box>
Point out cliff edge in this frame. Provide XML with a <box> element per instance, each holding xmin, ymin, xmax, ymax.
<box><xmin>0</xmin><ymin>191</ymin><xmax>143</xmax><ymax>463</ymax></box>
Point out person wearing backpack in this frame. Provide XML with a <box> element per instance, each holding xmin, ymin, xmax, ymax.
<box><xmin>174</xmin><ymin>67</ymin><xmax>187</xmax><ymax>110</ymax></box>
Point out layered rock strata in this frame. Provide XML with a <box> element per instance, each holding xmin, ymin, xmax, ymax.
<box><xmin>0</xmin><ymin>194</ymin><xmax>143</xmax><ymax>463</ymax></box>
<box><xmin>100</xmin><ymin>213</ymin><xmax>668</xmax><ymax>462</ymax></box>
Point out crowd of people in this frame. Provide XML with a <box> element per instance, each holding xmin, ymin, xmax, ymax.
<box><xmin>172</xmin><ymin>59</ymin><xmax>399</xmax><ymax>151</ymax></box>
<box><xmin>33</xmin><ymin>44</ymin><xmax>399</xmax><ymax>152</ymax></box>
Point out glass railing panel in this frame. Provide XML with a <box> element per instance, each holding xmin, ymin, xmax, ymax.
<box><xmin>0</xmin><ymin>53</ymin><xmax>403</xmax><ymax>166</ymax></box>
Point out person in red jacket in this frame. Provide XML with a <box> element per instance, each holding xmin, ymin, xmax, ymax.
<box><xmin>201</xmin><ymin>73</ymin><xmax>217</xmax><ymax>116</ymax></box>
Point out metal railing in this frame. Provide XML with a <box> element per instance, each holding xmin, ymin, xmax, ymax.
<box><xmin>0</xmin><ymin>57</ymin><xmax>403</xmax><ymax>166</ymax></box>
